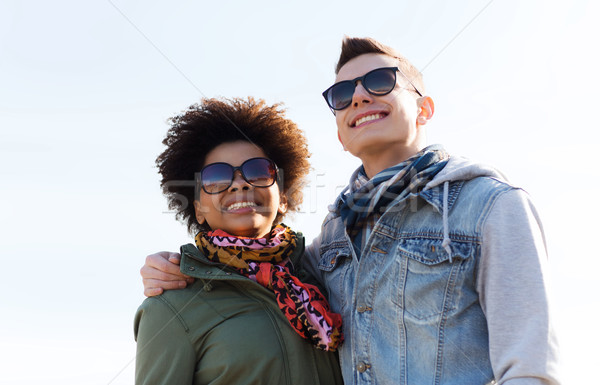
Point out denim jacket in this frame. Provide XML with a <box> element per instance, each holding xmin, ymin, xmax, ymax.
<box><xmin>304</xmin><ymin>156</ymin><xmax>560</xmax><ymax>385</ymax></box>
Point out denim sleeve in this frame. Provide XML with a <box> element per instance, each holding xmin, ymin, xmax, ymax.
<box><xmin>134</xmin><ymin>297</ymin><xmax>195</xmax><ymax>385</ymax></box>
<box><xmin>478</xmin><ymin>188</ymin><xmax>561</xmax><ymax>384</ymax></box>
<box><xmin>302</xmin><ymin>232</ymin><xmax>326</xmax><ymax>288</ymax></box>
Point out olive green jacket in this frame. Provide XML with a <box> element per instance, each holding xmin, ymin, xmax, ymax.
<box><xmin>134</xmin><ymin>237</ymin><xmax>343</xmax><ymax>385</ymax></box>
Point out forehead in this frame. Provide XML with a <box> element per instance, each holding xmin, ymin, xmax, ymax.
<box><xmin>204</xmin><ymin>141</ymin><xmax>267</xmax><ymax>166</ymax></box>
<box><xmin>335</xmin><ymin>53</ymin><xmax>399</xmax><ymax>82</ymax></box>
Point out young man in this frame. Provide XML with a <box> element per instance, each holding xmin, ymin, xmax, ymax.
<box><xmin>141</xmin><ymin>37</ymin><xmax>560</xmax><ymax>384</ymax></box>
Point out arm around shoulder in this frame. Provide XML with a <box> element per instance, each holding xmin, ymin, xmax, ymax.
<box><xmin>478</xmin><ymin>188</ymin><xmax>561</xmax><ymax>384</ymax></box>
<box><xmin>141</xmin><ymin>251</ymin><xmax>193</xmax><ymax>297</ymax></box>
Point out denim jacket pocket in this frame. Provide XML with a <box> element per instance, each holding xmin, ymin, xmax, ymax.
<box><xmin>394</xmin><ymin>237</ymin><xmax>475</xmax><ymax>320</ymax></box>
<box><xmin>318</xmin><ymin>241</ymin><xmax>352</xmax><ymax>272</ymax></box>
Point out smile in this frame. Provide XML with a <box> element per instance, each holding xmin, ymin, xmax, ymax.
<box><xmin>226</xmin><ymin>201</ymin><xmax>258</xmax><ymax>211</ymax></box>
<box><xmin>352</xmin><ymin>113</ymin><xmax>387</xmax><ymax>127</ymax></box>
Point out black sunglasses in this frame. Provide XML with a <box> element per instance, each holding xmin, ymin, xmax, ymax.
<box><xmin>196</xmin><ymin>157</ymin><xmax>279</xmax><ymax>194</ymax></box>
<box><xmin>321</xmin><ymin>66</ymin><xmax>423</xmax><ymax>111</ymax></box>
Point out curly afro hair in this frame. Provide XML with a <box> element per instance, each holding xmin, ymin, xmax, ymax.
<box><xmin>156</xmin><ymin>97</ymin><xmax>311</xmax><ymax>234</ymax></box>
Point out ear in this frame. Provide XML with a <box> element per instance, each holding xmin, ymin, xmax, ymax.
<box><xmin>416</xmin><ymin>96</ymin><xmax>434</xmax><ymax>126</ymax></box>
<box><xmin>193</xmin><ymin>200</ymin><xmax>206</xmax><ymax>225</ymax></box>
<box><xmin>278</xmin><ymin>194</ymin><xmax>288</xmax><ymax>215</ymax></box>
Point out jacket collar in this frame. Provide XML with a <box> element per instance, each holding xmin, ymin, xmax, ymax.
<box><xmin>420</xmin><ymin>180</ymin><xmax>464</xmax><ymax>215</ymax></box>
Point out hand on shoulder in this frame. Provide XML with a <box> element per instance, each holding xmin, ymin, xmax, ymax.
<box><xmin>140</xmin><ymin>251</ymin><xmax>194</xmax><ymax>297</ymax></box>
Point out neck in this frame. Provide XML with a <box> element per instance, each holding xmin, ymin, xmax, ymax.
<box><xmin>360</xmin><ymin>144</ymin><xmax>423</xmax><ymax>179</ymax></box>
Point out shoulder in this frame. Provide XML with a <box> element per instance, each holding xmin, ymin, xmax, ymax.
<box><xmin>135</xmin><ymin>280</ymin><xmax>220</xmax><ymax>335</ymax></box>
<box><xmin>447</xmin><ymin>155</ymin><xmax>525</xmax><ymax>208</ymax></box>
<box><xmin>484</xmin><ymin>187</ymin><xmax>543</xmax><ymax>232</ymax></box>
<box><xmin>461</xmin><ymin>174</ymin><xmax>517</xmax><ymax>200</ymax></box>
<box><xmin>134</xmin><ymin>292</ymin><xmax>189</xmax><ymax>331</ymax></box>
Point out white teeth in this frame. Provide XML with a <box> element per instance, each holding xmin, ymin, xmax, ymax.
<box><xmin>227</xmin><ymin>201</ymin><xmax>258</xmax><ymax>211</ymax></box>
<box><xmin>354</xmin><ymin>113</ymin><xmax>383</xmax><ymax>127</ymax></box>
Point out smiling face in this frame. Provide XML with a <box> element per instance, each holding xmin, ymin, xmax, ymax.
<box><xmin>193</xmin><ymin>141</ymin><xmax>287</xmax><ymax>238</ymax></box>
<box><xmin>335</xmin><ymin>53</ymin><xmax>428</xmax><ymax>176</ymax></box>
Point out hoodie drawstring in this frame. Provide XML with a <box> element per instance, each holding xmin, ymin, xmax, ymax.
<box><xmin>441</xmin><ymin>181</ymin><xmax>453</xmax><ymax>263</ymax></box>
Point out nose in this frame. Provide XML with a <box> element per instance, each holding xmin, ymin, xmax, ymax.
<box><xmin>229</xmin><ymin>169</ymin><xmax>251</xmax><ymax>191</ymax></box>
<box><xmin>351</xmin><ymin>81</ymin><xmax>373</xmax><ymax>108</ymax></box>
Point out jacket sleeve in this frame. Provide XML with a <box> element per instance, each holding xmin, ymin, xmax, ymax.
<box><xmin>302</xmin><ymin>232</ymin><xmax>325</xmax><ymax>287</ymax></box>
<box><xmin>134</xmin><ymin>297</ymin><xmax>196</xmax><ymax>385</ymax></box>
<box><xmin>478</xmin><ymin>188</ymin><xmax>561</xmax><ymax>384</ymax></box>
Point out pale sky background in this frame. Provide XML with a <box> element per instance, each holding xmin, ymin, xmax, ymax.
<box><xmin>1</xmin><ymin>0</ymin><xmax>598</xmax><ymax>384</ymax></box>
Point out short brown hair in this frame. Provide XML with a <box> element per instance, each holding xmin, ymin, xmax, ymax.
<box><xmin>335</xmin><ymin>36</ymin><xmax>425</xmax><ymax>94</ymax></box>
<box><xmin>156</xmin><ymin>97</ymin><xmax>311</xmax><ymax>234</ymax></box>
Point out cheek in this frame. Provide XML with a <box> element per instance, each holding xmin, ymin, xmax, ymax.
<box><xmin>269</xmin><ymin>192</ymin><xmax>281</xmax><ymax>210</ymax></box>
<box><xmin>336</xmin><ymin>118</ymin><xmax>350</xmax><ymax>143</ymax></box>
<box><xmin>197</xmin><ymin>194</ymin><xmax>219</xmax><ymax>213</ymax></box>
<box><xmin>395</xmin><ymin>95</ymin><xmax>419</xmax><ymax>119</ymax></box>
<box><xmin>335</xmin><ymin>110</ymin><xmax>348</xmax><ymax>129</ymax></box>
<box><xmin>263</xmin><ymin>187</ymin><xmax>282</xmax><ymax>211</ymax></box>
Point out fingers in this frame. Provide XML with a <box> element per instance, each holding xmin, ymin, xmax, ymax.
<box><xmin>168</xmin><ymin>254</ymin><xmax>182</xmax><ymax>265</ymax></box>
<box><xmin>144</xmin><ymin>252</ymin><xmax>189</xmax><ymax>278</ymax></box>
<box><xmin>141</xmin><ymin>251</ymin><xmax>195</xmax><ymax>297</ymax></box>
<box><xmin>143</xmin><ymin>276</ymin><xmax>187</xmax><ymax>290</ymax></box>
<box><xmin>144</xmin><ymin>286</ymin><xmax>163</xmax><ymax>297</ymax></box>
<box><xmin>140</xmin><ymin>264</ymin><xmax>185</xmax><ymax>282</ymax></box>
<box><xmin>161</xmin><ymin>254</ymin><xmax>194</xmax><ymax>284</ymax></box>
<box><xmin>142</xmin><ymin>277</ymin><xmax>195</xmax><ymax>297</ymax></box>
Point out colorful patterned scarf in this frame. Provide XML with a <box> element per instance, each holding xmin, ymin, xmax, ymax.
<box><xmin>339</xmin><ymin>145</ymin><xmax>449</xmax><ymax>253</ymax></box>
<box><xmin>195</xmin><ymin>224</ymin><xmax>343</xmax><ymax>351</ymax></box>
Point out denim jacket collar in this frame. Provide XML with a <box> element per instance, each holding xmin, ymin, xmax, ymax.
<box><xmin>420</xmin><ymin>181</ymin><xmax>464</xmax><ymax>215</ymax></box>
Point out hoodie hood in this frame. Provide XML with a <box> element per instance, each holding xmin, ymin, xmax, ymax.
<box><xmin>424</xmin><ymin>155</ymin><xmax>509</xmax><ymax>190</ymax></box>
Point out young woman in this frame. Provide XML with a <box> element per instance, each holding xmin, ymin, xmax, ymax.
<box><xmin>134</xmin><ymin>97</ymin><xmax>343</xmax><ymax>385</ymax></box>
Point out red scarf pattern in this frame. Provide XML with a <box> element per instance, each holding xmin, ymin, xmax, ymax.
<box><xmin>195</xmin><ymin>224</ymin><xmax>343</xmax><ymax>351</ymax></box>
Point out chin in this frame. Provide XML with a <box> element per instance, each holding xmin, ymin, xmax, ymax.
<box><xmin>351</xmin><ymin>134</ymin><xmax>408</xmax><ymax>154</ymax></box>
<box><xmin>228</xmin><ymin>222</ymin><xmax>271</xmax><ymax>238</ymax></box>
